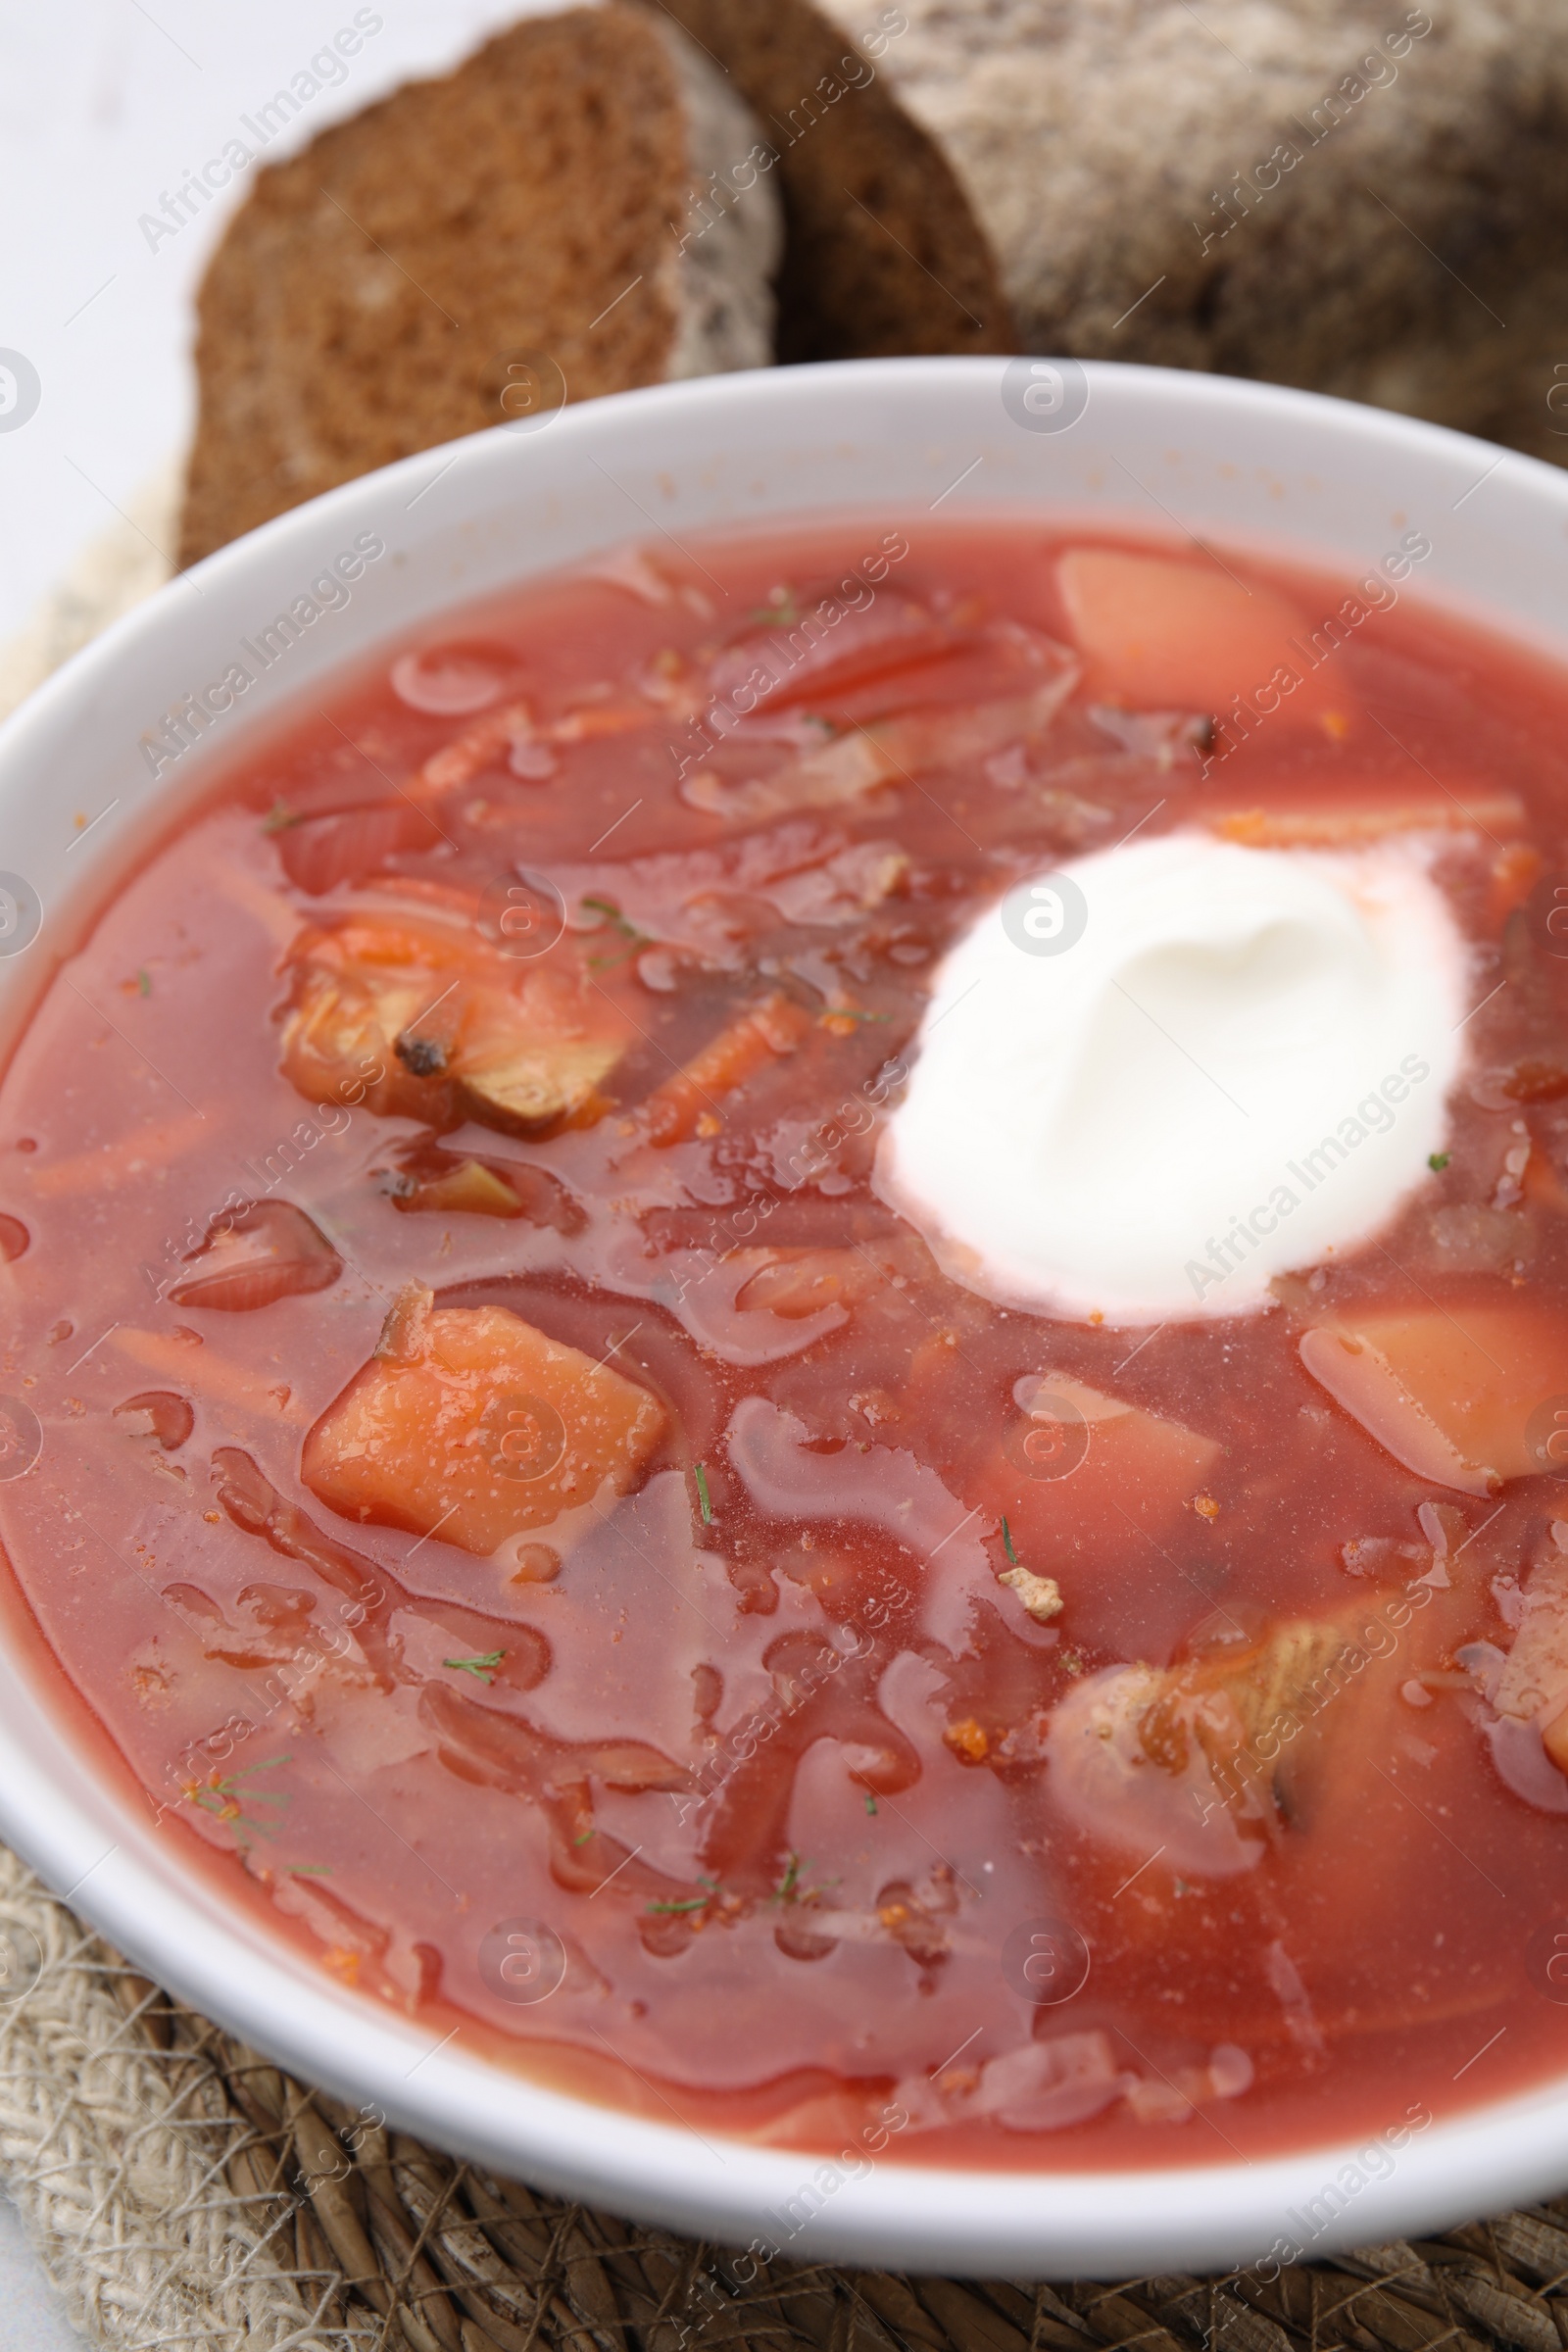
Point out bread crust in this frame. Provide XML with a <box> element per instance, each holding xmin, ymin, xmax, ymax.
<box><xmin>658</xmin><ymin>0</ymin><xmax>1014</xmax><ymax>364</ymax></box>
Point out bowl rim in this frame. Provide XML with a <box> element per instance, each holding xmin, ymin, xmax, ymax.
<box><xmin>4</xmin><ymin>353</ymin><xmax>1568</xmax><ymax>2276</ymax></box>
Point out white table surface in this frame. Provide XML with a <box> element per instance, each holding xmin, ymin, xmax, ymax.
<box><xmin>0</xmin><ymin>2195</ymin><xmax>88</xmax><ymax>2352</ymax></box>
<box><xmin>0</xmin><ymin>7</ymin><xmax>583</xmax><ymax>2329</ymax></box>
<box><xmin>0</xmin><ymin>0</ymin><xmax>566</xmax><ymax>644</ymax></box>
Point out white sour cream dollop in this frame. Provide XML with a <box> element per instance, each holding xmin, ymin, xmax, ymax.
<box><xmin>878</xmin><ymin>830</ymin><xmax>1470</xmax><ymax>1323</ymax></box>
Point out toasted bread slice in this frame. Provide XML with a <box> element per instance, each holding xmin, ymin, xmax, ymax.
<box><xmin>179</xmin><ymin>4</ymin><xmax>780</xmax><ymax>564</ymax></box>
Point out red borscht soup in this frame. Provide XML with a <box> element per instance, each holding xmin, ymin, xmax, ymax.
<box><xmin>5</xmin><ymin>515</ymin><xmax>1568</xmax><ymax>2170</ymax></box>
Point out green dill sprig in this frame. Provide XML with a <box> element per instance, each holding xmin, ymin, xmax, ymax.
<box><xmin>182</xmin><ymin>1754</ymin><xmax>293</xmax><ymax>1852</ymax></box>
<box><xmin>582</xmin><ymin>896</ymin><xmax>651</xmax><ymax>968</ymax></box>
<box><xmin>444</xmin><ymin>1650</ymin><xmax>505</xmax><ymax>1683</ymax></box>
<box><xmin>647</xmin><ymin>1875</ymin><xmax>725</xmax><ymax>1918</ymax></box>
<box><xmin>769</xmin><ymin>1851</ymin><xmax>836</xmax><ymax>1906</ymax></box>
<box><xmin>581</xmin><ymin>894</ymin><xmax>644</xmax><ymax>939</ymax></box>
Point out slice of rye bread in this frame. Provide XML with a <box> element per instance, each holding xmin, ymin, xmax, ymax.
<box><xmin>178</xmin><ymin>4</ymin><xmax>781</xmax><ymax>565</ymax></box>
<box><xmin>663</xmin><ymin>0</ymin><xmax>1568</xmax><ymax>464</ymax></box>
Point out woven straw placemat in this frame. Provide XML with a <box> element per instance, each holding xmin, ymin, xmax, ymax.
<box><xmin>6</xmin><ymin>478</ymin><xmax>1568</xmax><ymax>2352</ymax></box>
<box><xmin>7</xmin><ymin>1834</ymin><xmax>1568</xmax><ymax>2352</ymax></box>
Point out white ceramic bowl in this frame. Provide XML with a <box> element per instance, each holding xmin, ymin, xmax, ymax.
<box><xmin>2</xmin><ymin>357</ymin><xmax>1567</xmax><ymax>2277</ymax></box>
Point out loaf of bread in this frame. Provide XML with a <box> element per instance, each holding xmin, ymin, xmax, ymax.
<box><xmin>664</xmin><ymin>0</ymin><xmax>1568</xmax><ymax>461</ymax></box>
<box><xmin>179</xmin><ymin>4</ymin><xmax>781</xmax><ymax>565</ymax></box>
